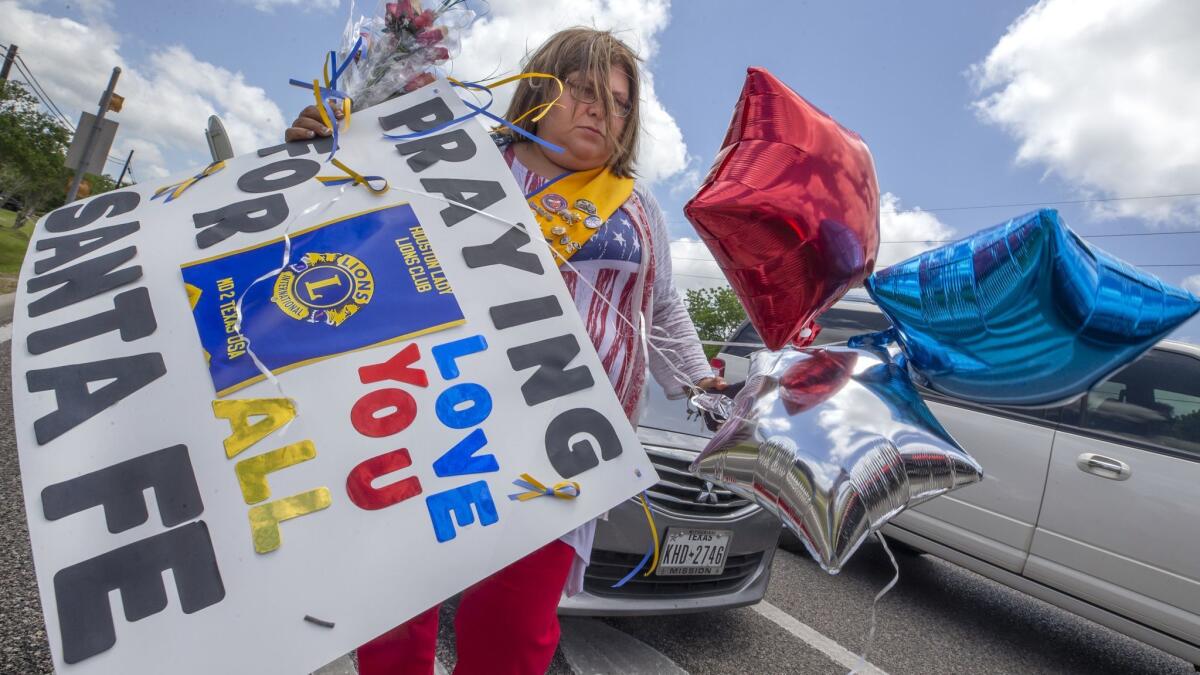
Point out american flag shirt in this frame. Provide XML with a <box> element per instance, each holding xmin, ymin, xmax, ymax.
<box><xmin>501</xmin><ymin>144</ymin><xmax>713</xmax><ymax>595</ymax></box>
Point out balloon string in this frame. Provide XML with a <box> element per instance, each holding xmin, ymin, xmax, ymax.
<box><xmin>849</xmin><ymin>532</ymin><xmax>900</xmax><ymax>675</ymax></box>
<box><xmin>229</xmin><ymin>183</ymin><xmax>351</xmax><ymax>418</ymax></box>
<box><xmin>648</xmin><ymin>332</ymin><xmax>766</xmax><ymax>350</ymax></box>
<box><xmin>383</xmin><ymin>184</ymin><xmax>709</xmax><ymax>399</ymax></box>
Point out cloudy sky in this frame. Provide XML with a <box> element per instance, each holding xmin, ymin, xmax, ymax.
<box><xmin>3</xmin><ymin>0</ymin><xmax>1198</xmax><ymax>340</ymax></box>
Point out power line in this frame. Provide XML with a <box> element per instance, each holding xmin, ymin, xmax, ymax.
<box><xmin>11</xmin><ymin>63</ymin><xmax>69</xmax><ymax>127</ymax></box>
<box><xmin>16</xmin><ymin>54</ymin><xmax>68</xmax><ymax>118</ymax></box>
<box><xmin>669</xmin><ymin>223</ymin><xmax>1200</xmax><ymax>251</ymax></box>
<box><xmin>15</xmin><ymin>57</ymin><xmax>73</xmax><ymax>128</ymax></box>
<box><xmin>11</xmin><ymin>58</ymin><xmax>74</xmax><ymax>131</ymax></box>
<box><xmin>879</xmin><ymin>229</ymin><xmax>1200</xmax><ymax>245</ymax></box>
<box><xmin>671</xmin><ymin>256</ymin><xmax>1199</xmax><ymax>271</ymax></box>
<box><xmin>882</xmin><ymin>191</ymin><xmax>1200</xmax><ymax>215</ymax></box>
<box><xmin>9</xmin><ymin>53</ymin><xmax>130</xmax><ymax>172</ymax></box>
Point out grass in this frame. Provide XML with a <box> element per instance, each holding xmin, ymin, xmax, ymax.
<box><xmin>0</xmin><ymin>209</ymin><xmax>35</xmax><ymax>293</ymax></box>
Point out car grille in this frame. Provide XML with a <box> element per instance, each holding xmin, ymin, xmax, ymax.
<box><xmin>643</xmin><ymin>445</ymin><xmax>754</xmax><ymax>516</ymax></box>
<box><xmin>583</xmin><ymin>549</ymin><xmax>765</xmax><ymax>598</ymax></box>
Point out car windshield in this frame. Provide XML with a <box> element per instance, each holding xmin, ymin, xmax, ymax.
<box><xmin>638</xmin><ymin>378</ymin><xmax>715</xmax><ymax>438</ymax></box>
<box><xmin>638</xmin><ymin>302</ymin><xmax>895</xmax><ymax>439</ymax></box>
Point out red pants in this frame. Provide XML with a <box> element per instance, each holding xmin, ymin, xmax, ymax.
<box><xmin>358</xmin><ymin>540</ymin><xmax>575</xmax><ymax>675</ymax></box>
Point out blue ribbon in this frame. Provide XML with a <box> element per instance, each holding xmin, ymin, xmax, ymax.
<box><xmin>382</xmin><ymin>79</ymin><xmax>565</xmax><ymax>156</ymax></box>
<box><xmin>524</xmin><ymin>170</ymin><xmax>573</xmax><ymax>200</ymax></box>
<box><xmin>328</xmin><ymin>37</ymin><xmax>364</xmax><ymax>91</ymax></box>
<box><xmin>612</xmin><ymin>543</ymin><xmax>655</xmax><ymax>588</ymax></box>
<box><xmin>381</xmin><ymin>80</ymin><xmax>498</xmax><ymax>140</ymax></box>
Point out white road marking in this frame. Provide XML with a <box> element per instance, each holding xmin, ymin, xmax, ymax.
<box><xmin>752</xmin><ymin>601</ymin><xmax>889</xmax><ymax>675</ymax></box>
<box><xmin>0</xmin><ymin>322</ymin><xmax>11</xmax><ymax>343</ymax></box>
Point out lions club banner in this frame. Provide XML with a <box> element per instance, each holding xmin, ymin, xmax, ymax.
<box><xmin>12</xmin><ymin>81</ymin><xmax>657</xmax><ymax>674</ymax></box>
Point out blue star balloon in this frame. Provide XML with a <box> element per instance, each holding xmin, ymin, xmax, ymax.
<box><xmin>865</xmin><ymin>209</ymin><xmax>1200</xmax><ymax>406</ymax></box>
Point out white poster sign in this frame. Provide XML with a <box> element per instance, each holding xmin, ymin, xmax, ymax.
<box><xmin>13</xmin><ymin>81</ymin><xmax>656</xmax><ymax>674</ymax></box>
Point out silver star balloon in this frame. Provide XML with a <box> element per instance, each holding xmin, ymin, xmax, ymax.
<box><xmin>690</xmin><ymin>343</ymin><xmax>983</xmax><ymax>574</ymax></box>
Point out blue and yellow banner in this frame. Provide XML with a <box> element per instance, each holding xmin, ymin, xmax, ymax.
<box><xmin>181</xmin><ymin>202</ymin><xmax>465</xmax><ymax>396</ymax></box>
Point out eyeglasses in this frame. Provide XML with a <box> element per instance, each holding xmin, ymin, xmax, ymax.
<box><xmin>564</xmin><ymin>78</ymin><xmax>634</xmax><ymax>119</ymax></box>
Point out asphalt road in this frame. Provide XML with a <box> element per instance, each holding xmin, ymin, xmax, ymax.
<box><xmin>1</xmin><ymin>341</ymin><xmax>1196</xmax><ymax>674</ymax></box>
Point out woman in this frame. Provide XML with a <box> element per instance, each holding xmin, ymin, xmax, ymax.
<box><xmin>287</xmin><ymin>27</ymin><xmax>724</xmax><ymax>675</ymax></box>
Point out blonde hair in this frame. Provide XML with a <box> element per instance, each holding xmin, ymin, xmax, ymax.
<box><xmin>497</xmin><ymin>28</ymin><xmax>641</xmax><ymax>178</ymax></box>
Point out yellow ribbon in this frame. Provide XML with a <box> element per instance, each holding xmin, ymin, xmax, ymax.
<box><xmin>153</xmin><ymin>161</ymin><xmax>225</xmax><ymax>203</ymax></box>
<box><xmin>508</xmin><ymin>473</ymin><xmax>580</xmax><ymax>502</ymax></box>
<box><xmin>637</xmin><ymin>493</ymin><xmax>661</xmax><ymax>576</ymax></box>
<box><xmin>311</xmin><ymin>79</ymin><xmax>335</xmax><ymax>132</ymax></box>
<box><xmin>315</xmin><ymin>158</ymin><xmax>389</xmax><ymax>193</ymax></box>
<box><xmin>448</xmin><ymin>72</ymin><xmax>564</xmax><ymax>124</ymax></box>
<box><xmin>526</xmin><ymin>167</ymin><xmax>634</xmax><ymax>266</ymax></box>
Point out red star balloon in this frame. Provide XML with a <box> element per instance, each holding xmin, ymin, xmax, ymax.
<box><xmin>685</xmin><ymin>67</ymin><xmax>880</xmax><ymax>350</ymax></box>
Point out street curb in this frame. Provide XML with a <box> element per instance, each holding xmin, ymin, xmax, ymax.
<box><xmin>0</xmin><ymin>292</ymin><xmax>14</xmax><ymax>326</ymax></box>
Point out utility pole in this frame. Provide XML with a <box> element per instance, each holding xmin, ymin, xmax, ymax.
<box><xmin>67</xmin><ymin>66</ymin><xmax>120</xmax><ymax>203</ymax></box>
<box><xmin>0</xmin><ymin>44</ymin><xmax>16</xmax><ymax>81</ymax></box>
<box><xmin>116</xmin><ymin>149</ymin><xmax>134</xmax><ymax>187</ymax></box>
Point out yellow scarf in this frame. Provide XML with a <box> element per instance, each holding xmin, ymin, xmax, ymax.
<box><xmin>526</xmin><ymin>167</ymin><xmax>635</xmax><ymax>265</ymax></box>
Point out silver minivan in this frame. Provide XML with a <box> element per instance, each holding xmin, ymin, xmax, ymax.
<box><xmin>719</xmin><ymin>296</ymin><xmax>1200</xmax><ymax>667</ymax></box>
<box><xmin>557</xmin><ymin>383</ymin><xmax>783</xmax><ymax>616</ymax></box>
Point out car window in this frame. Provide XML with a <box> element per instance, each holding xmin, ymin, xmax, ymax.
<box><xmin>720</xmin><ymin>306</ymin><xmax>892</xmax><ymax>357</ymax></box>
<box><xmin>811</xmin><ymin>308</ymin><xmax>893</xmax><ymax>346</ymax></box>
<box><xmin>1066</xmin><ymin>349</ymin><xmax>1200</xmax><ymax>458</ymax></box>
<box><xmin>722</xmin><ymin>323</ymin><xmax>762</xmax><ymax>357</ymax></box>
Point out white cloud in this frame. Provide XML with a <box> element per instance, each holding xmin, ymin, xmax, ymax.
<box><xmin>1183</xmin><ymin>274</ymin><xmax>1200</xmax><ymax>297</ymax></box>
<box><xmin>666</xmin><ymin>191</ymin><xmax>950</xmax><ymax>292</ymax></box>
<box><xmin>451</xmin><ymin>0</ymin><xmax>687</xmax><ymax>184</ymax></box>
<box><xmin>668</xmin><ymin>238</ymin><xmax>725</xmax><ymax>292</ymax></box>
<box><xmin>231</xmin><ymin>0</ymin><xmax>339</xmax><ymax>12</ymax></box>
<box><xmin>971</xmin><ymin>0</ymin><xmax>1200</xmax><ymax>225</ymax></box>
<box><xmin>0</xmin><ymin>0</ymin><xmax>285</xmax><ymax>180</ymax></box>
<box><xmin>876</xmin><ymin>192</ymin><xmax>955</xmax><ymax>268</ymax></box>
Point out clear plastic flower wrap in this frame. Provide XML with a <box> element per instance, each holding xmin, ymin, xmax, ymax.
<box><xmin>336</xmin><ymin>0</ymin><xmax>476</xmax><ymax>110</ymax></box>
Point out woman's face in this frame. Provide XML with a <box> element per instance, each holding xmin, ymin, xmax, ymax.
<box><xmin>535</xmin><ymin>68</ymin><xmax>632</xmax><ymax>171</ymax></box>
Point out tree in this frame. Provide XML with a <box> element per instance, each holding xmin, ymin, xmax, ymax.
<box><xmin>0</xmin><ymin>81</ymin><xmax>72</xmax><ymax>228</ymax></box>
<box><xmin>86</xmin><ymin>172</ymin><xmax>117</xmax><ymax>194</ymax></box>
<box><xmin>684</xmin><ymin>286</ymin><xmax>747</xmax><ymax>359</ymax></box>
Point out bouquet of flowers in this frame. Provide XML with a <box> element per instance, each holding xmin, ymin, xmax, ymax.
<box><xmin>336</xmin><ymin>0</ymin><xmax>476</xmax><ymax>110</ymax></box>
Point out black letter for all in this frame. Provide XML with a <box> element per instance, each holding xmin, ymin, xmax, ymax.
<box><xmin>462</xmin><ymin>226</ymin><xmax>543</xmax><ymax>275</ymax></box>
<box><xmin>27</xmin><ymin>287</ymin><xmax>157</xmax><ymax>355</ymax></box>
<box><xmin>43</xmin><ymin>191</ymin><xmax>141</xmax><ymax>233</ymax></box>
<box><xmin>53</xmin><ymin>522</ymin><xmax>224</xmax><ymax>664</ymax></box>
<box><xmin>26</xmin><ymin>248</ymin><xmax>141</xmax><ymax>318</ymax></box>
<box><xmin>256</xmin><ymin>135</ymin><xmax>334</xmax><ymax>158</ymax></box>
<box><xmin>378</xmin><ymin>97</ymin><xmax>455</xmax><ymax>133</ymax></box>
<box><xmin>34</xmin><ymin>221</ymin><xmax>140</xmax><ymax>274</ymax></box>
<box><xmin>395</xmin><ymin>130</ymin><xmax>476</xmax><ymax>172</ymax></box>
<box><xmin>420</xmin><ymin>178</ymin><xmax>506</xmax><ymax>227</ymax></box>
<box><xmin>507</xmin><ymin>334</ymin><xmax>594</xmax><ymax>406</ymax></box>
<box><xmin>544</xmin><ymin>408</ymin><xmax>623</xmax><ymax>478</ymax></box>
<box><xmin>236</xmin><ymin>158</ymin><xmax>320</xmax><ymax>194</ymax></box>
<box><xmin>489</xmin><ymin>295</ymin><xmax>563</xmax><ymax>330</ymax></box>
<box><xmin>26</xmin><ymin>353</ymin><xmax>167</xmax><ymax>445</ymax></box>
<box><xmin>193</xmin><ymin>194</ymin><xmax>289</xmax><ymax>249</ymax></box>
<box><xmin>42</xmin><ymin>445</ymin><xmax>202</xmax><ymax>533</ymax></box>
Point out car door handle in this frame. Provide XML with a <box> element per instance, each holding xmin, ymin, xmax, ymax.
<box><xmin>1076</xmin><ymin>453</ymin><xmax>1132</xmax><ymax>481</ymax></box>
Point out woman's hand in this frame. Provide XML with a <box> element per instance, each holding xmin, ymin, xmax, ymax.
<box><xmin>284</xmin><ymin>102</ymin><xmax>344</xmax><ymax>142</ymax></box>
<box><xmin>695</xmin><ymin>376</ymin><xmax>727</xmax><ymax>392</ymax></box>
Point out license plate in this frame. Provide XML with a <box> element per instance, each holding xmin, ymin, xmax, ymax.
<box><xmin>657</xmin><ymin>528</ymin><xmax>733</xmax><ymax>576</ymax></box>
